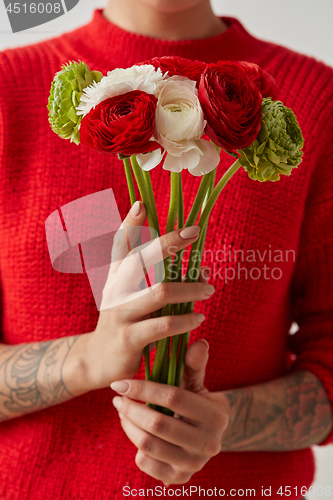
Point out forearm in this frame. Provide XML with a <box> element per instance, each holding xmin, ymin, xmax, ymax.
<box><xmin>0</xmin><ymin>334</ymin><xmax>92</xmax><ymax>422</ymax></box>
<box><xmin>211</xmin><ymin>371</ymin><xmax>333</xmax><ymax>451</ymax></box>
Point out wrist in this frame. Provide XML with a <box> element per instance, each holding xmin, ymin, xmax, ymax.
<box><xmin>62</xmin><ymin>333</ymin><xmax>98</xmax><ymax>396</ymax></box>
<box><xmin>209</xmin><ymin>391</ymin><xmax>231</xmax><ymax>416</ymax></box>
<box><xmin>208</xmin><ymin>391</ymin><xmax>232</xmax><ymax>447</ymax></box>
<box><xmin>77</xmin><ymin>330</ymin><xmax>123</xmax><ymax>391</ymax></box>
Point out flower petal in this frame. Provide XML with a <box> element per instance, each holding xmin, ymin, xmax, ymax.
<box><xmin>137</xmin><ymin>149</ymin><xmax>164</xmax><ymax>171</ymax></box>
<box><xmin>77</xmin><ymin>65</ymin><xmax>166</xmax><ymax>117</ymax></box>
<box><xmin>163</xmin><ymin>148</ymin><xmax>201</xmax><ymax>173</ymax></box>
<box><xmin>188</xmin><ymin>139</ymin><xmax>221</xmax><ymax>176</ymax></box>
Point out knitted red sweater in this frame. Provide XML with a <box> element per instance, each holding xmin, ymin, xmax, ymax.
<box><xmin>0</xmin><ymin>10</ymin><xmax>333</xmax><ymax>500</ymax></box>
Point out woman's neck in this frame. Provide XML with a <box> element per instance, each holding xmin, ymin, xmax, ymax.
<box><xmin>103</xmin><ymin>0</ymin><xmax>227</xmax><ymax>40</ymax></box>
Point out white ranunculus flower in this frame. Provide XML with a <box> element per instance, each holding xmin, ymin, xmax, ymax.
<box><xmin>137</xmin><ymin>76</ymin><xmax>220</xmax><ymax>176</ymax></box>
<box><xmin>76</xmin><ymin>64</ymin><xmax>166</xmax><ymax>117</ymax></box>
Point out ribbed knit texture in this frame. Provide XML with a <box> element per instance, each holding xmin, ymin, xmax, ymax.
<box><xmin>0</xmin><ymin>10</ymin><xmax>333</xmax><ymax>500</ymax></box>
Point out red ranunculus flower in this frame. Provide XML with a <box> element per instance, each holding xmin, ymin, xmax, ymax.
<box><xmin>217</xmin><ymin>60</ymin><xmax>279</xmax><ymax>100</ymax></box>
<box><xmin>199</xmin><ymin>63</ymin><xmax>263</xmax><ymax>151</ymax></box>
<box><xmin>142</xmin><ymin>56</ymin><xmax>207</xmax><ymax>86</ymax></box>
<box><xmin>80</xmin><ymin>90</ymin><xmax>160</xmax><ymax>155</ymax></box>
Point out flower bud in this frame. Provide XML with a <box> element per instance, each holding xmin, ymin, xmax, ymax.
<box><xmin>238</xmin><ymin>98</ymin><xmax>304</xmax><ymax>182</ymax></box>
<box><xmin>47</xmin><ymin>61</ymin><xmax>103</xmax><ymax>145</ymax></box>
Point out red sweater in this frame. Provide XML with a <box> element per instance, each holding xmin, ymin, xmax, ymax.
<box><xmin>0</xmin><ymin>10</ymin><xmax>333</xmax><ymax>500</ymax></box>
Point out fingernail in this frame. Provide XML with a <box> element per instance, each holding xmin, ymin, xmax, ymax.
<box><xmin>204</xmin><ymin>284</ymin><xmax>215</xmax><ymax>296</ymax></box>
<box><xmin>179</xmin><ymin>226</ymin><xmax>200</xmax><ymax>239</ymax></box>
<box><xmin>196</xmin><ymin>313</ymin><xmax>206</xmax><ymax>323</ymax></box>
<box><xmin>198</xmin><ymin>339</ymin><xmax>210</xmax><ymax>351</ymax></box>
<box><xmin>119</xmin><ymin>412</ymin><xmax>124</xmax><ymax>420</ymax></box>
<box><xmin>130</xmin><ymin>201</ymin><xmax>141</xmax><ymax>217</ymax></box>
<box><xmin>112</xmin><ymin>396</ymin><xmax>122</xmax><ymax>410</ymax></box>
<box><xmin>111</xmin><ymin>381</ymin><xmax>130</xmax><ymax>394</ymax></box>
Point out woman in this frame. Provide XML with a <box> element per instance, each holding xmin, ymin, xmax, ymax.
<box><xmin>0</xmin><ymin>0</ymin><xmax>332</xmax><ymax>498</ymax></box>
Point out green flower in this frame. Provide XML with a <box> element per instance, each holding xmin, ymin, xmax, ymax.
<box><xmin>47</xmin><ymin>61</ymin><xmax>103</xmax><ymax>145</ymax></box>
<box><xmin>238</xmin><ymin>97</ymin><xmax>304</xmax><ymax>182</ymax></box>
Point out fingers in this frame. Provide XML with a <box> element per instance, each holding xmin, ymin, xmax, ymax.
<box><xmin>111</xmin><ymin>380</ymin><xmax>219</xmax><ymax>423</ymax></box>
<box><xmin>181</xmin><ymin>340</ymin><xmax>210</xmax><ymax>394</ymax></box>
<box><xmin>127</xmin><ymin>312</ymin><xmax>205</xmax><ymax>349</ymax></box>
<box><xmin>116</xmin><ymin>226</ymin><xmax>201</xmax><ymax>289</ymax></box>
<box><xmin>123</xmin><ymin>281</ymin><xmax>215</xmax><ymax>320</ymax></box>
<box><xmin>182</xmin><ymin>266</ymin><xmax>210</xmax><ymax>283</ymax></box>
<box><xmin>146</xmin><ymin>226</ymin><xmax>201</xmax><ymax>267</ymax></box>
<box><xmin>101</xmin><ymin>271</ymin><xmax>215</xmax><ymax>316</ymax></box>
<box><xmin>120</xmin><ymin>416</ymin><xmax>194</xmax><ymax>472</ymax></box>
<box><xmin>112</xmin><ymin>396</ymin><xmax>196</xmax><ymax>448</ymax></box>
<box><xmin>110</xmin><ymin>201</ymin><xmax>147</xmax><ymax>274</ymax></box>
<box><xmin>198</xmin><ymin>266</ymin><xmax>211</xmax><ymax>284</ymax></box>
<box><xmin>135</xmin><ymin>451</ymin><xmax>190</xmax><ymax>485</ymax></box>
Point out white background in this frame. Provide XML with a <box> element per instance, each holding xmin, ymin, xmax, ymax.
<box><xmin>0</xmin><ymin>0</ymin><xmax>332</xmax><ymax>495</ymax></box>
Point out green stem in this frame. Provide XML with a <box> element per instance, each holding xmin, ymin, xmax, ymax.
<box><xmin>123</xmin><ymin>158</ymin><xmax>136</xmax><ymax>205</ymax></box>
<box><xmin>178</xmin><ymin>172</ymin><xmax>184</xmax><ymax>230</ymax></box>
<box><xmin>130</xmin><ymin>155</ymin><xmax>160</xmax><ymax>237</ymax></box>
<box><xmin>168</xmin><ymin>331</ymin><xmax>181</xmax><ymax>386</ymax></box>
<box><xmin>151</xmin><ymin>309</ymin><xmax>172</xmax><ymax>383</ymax></box>
<box><xmin>142</xmin><ymin>169</ymin><xmax>161</xmax><ymax>237</ymax></box>
<box><xmin>130</xmin><ymin>155</ymin><xmax>164</xmax><ymax>289</ymax></box>
<box><xmin>184</xmin><ymin>159</ymin><xmax>241</xmax><ymax>288</ymax></box>
<box><xmin>164</xmin><ymin>172</ymin><xmax>180</xmax><ymax>280</ymax></box>
<box><xmin>167</xmin><ymin>173</ymin><xmax>184</xmax><ymax>387</ymax></box>
<box><xmin>129</xmin><ymin>157</ymin><xmax>163</xmax><ymax>382</ymax></box>
<box><xmin>170</xmin><ymin>169</ymin><xmax>215</xmax><ymax>289</ymax></box>
<box><xmin>160</xmin><ymin>337</ymin><xmax>170</xmax><ymax>384</ymax></box>
<box><xmin>175</xmin><ymin>224</ymin><xmax>209</xmax><ymax>387</ymax></box>
<box><xmin>175</xmin><ymin>331</ymin><xmax>190</xmax><ymax>388</ymax></box>
<box><xmin>199</xmin><ymin>159</ymin><xmax>241</xmax><ymax>233</ymax></box>
<box><xmin>151</xmin><ymin>173</ymin><xmax>180</xmax><ymax>383</ymax></box>
<box><xmin>176</xmin><ymin>172</ymin><xmax>184</xmax><ymax>282</ymax></box>
<box><xmin>169</xmin><ymin>168</ymin><xmax>217</xmax><ymax>388</ymax></box>
<box><xmin>123</xmin><ymin>158</ymin><xmax>151</xmax><ymax>380</ymax></box>
<box><xmin>186</xmin><ymin>171</ymin><xmax>214</xmax><ymax>227</ymax></box>
<box><xmin>175</xmin><ymin>167</ymin><xmax>218</xmax><ymax>387</ymax></box>
<box><xmin>144</xmin><ymin>347</ymin><xmax>151</xmax><ymax>381</ymax></box>
<box><xmin>167</xmin><ymin>170</ymin><xmax>216</xmax><ymax>388</ymax></box>
<box><xmin>166</xmin><ymin>172</ymin><xmax>180</xmax><ymax>232</ymax></box>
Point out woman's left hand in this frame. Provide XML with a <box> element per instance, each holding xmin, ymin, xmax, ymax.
<box><xmin>111</xmin><ymin>339</ymin><xmax>229</xmax><ymax>485</ymax></box>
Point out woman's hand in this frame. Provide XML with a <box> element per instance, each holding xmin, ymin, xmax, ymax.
<box><xmin>110</xmin><ymin>341</ymin><xmax>229</xmax><ymax>485</ymax></box>
<box><xmin>82</xmin><ymin>201</ymin><xmax>215</xmax><ymax>390</ymax></box>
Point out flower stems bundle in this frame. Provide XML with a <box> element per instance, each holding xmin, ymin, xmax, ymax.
<box><xmin>48</xmin><ymin>57</ymin><xmax>304</xmax><ymax>411</ymax></box>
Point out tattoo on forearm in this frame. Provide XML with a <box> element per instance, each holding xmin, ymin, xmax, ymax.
<box><xmin>221</xmin><ymin>371</ymin><xmax>333</xmax><ymax>451</ymax></box>
<box><xmin>0</xmin><ymin>337</ymin><xmax>80</xmax><ymax>421</ymax></box>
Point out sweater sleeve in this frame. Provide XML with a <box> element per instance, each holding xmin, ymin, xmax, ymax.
<box><xmin>289</xmin><ymin>103</ymin><xmax>333</xmax><ymax>445</ymax></box>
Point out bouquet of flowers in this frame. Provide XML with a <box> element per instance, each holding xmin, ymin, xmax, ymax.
<box><xmin>48</xmin><ymin>56</ymin><xmax>304</xmax><ymax>410</ymax></box>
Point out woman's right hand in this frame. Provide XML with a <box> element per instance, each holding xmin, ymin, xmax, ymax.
<box><xmin>82</xmin><ymin>201</ymin><xmax>215</xmax><ymax>390</ymax></box>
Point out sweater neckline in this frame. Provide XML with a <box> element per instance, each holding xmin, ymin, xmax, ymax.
<box><xmin>72</xmin><ymin>10</ymin><xmax>269</xmax><ymax>70</ymax></box>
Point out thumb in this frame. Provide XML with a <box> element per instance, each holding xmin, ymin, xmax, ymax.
<box><xmin>181</xmin><ymin>339</ymin><xmax>209</xmax><ymax>395</ymax></box>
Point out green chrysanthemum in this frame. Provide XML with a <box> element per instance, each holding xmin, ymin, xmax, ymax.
<box><xmin>238</xmin><ymin>97</ymin><xmax>304</xmax><ymax>182</ymax></box>
<box><xmin>47</xmin><ymin>61</ymin><xmax>103</xmax><ymax>145</ymax></box>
